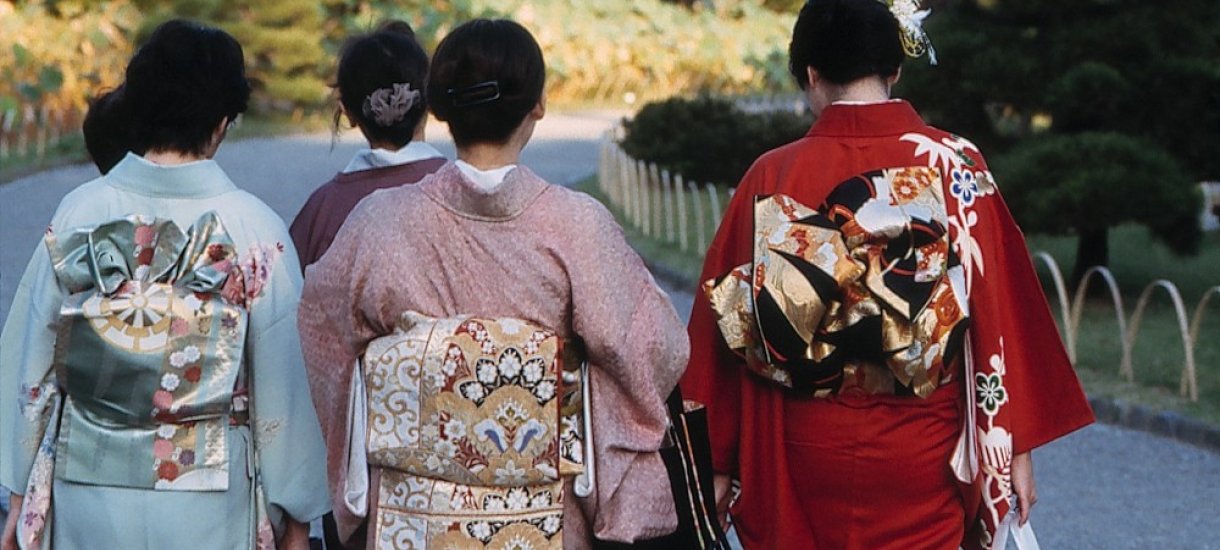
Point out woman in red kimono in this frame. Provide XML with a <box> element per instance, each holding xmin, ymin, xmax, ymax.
<box><xmin>682</xmin><ymin>1</ymin><xmax>1093</xmax><ymax>548</ymax></box>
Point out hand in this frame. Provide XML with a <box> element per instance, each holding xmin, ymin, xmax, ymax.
<box><xmin>1011</xmin><ymin>451</ymin><xmax>1037</xmax><ymax>526</ymax></box>
<box><xmin>713</xmin><ymin>473</ymin><xmax>733</xmax><ymax>529</ymax></box>
<box><xmin>277</xmin><ymin>518</ymin><xmax>311</xmax><ymax>550</ymax></box>
<box><xmin>2</xmin><ymin>493</ymin><xmax>23</xmax><ymax>550</ymax></box>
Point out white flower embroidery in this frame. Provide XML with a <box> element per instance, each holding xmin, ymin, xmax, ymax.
<box><xmin>531</xmin><ymin>492</ymin><xmax>552</xmax><ymax>509</ymax></box>
<box><xmin>541</xmin><ymin>515</ymin><xmax>561</xmax><ymax>534</ymax></box>
<box><xmin>157</xmin><ymin>424</ymin><xmax>177</xmax><ymax>439</ymax></box>
<box><xmin>169</xmin><ymin>351</ymin><xmax>188</xmax><ymax>368</ymax></box>
<box><xmin>421</xmin><ymin>424</ymin><xmax>440</xmax><ymax>440</ymax></box>
<box><xmin>443</xmin><ymin>419</ymin><xmax>467</xmax><ymax>440</ymax></box>
<box><xmin>461</xmin><ymin>382</ymin><xmax>486</xmax><ymax>402</ymax></box>
<box><xmin>494</xmin><ymin>460</ymin><xmax>527</xmax><ymax>483</ymax></box>
<box><xmin>183</xmin><ymin>345</ymin><xmax>201</xmax><ymax>363</ymax></box>
<box><xmin>534</xmin><ymin>380</ymin><xmax>556</xmax><ymax>401</ymax></box>
<box><xmin>469</xmin><ymin>521</ymin><xmax>493</xmax><ymax>539</ymax></box>
<box><xmin>505</xmin><ymin>488</ymin><xmax>529</xmax><ymax>510</ymax></box>
<box><xmin>499</xmin><ymin>351</ymin><xmax>522</xmax><ymax>378</ymax></box>
<box><xmin>522</xmin><ymin>360</ymin><xmax>544</xmax><ymax>383</ymax></box>
<box><xmin>477</xmin><ymin>361</ymin><xmax>498</xmax><ymax>384</ymax></box>
<box><xmin>435</xmin><ymin>440</ymin><xmax>458</xmax><ymax>459</ymax></box>
<box><xmin>161</xmin><ymin>373</ymin><xmax>180</xmax><ymax>391</ymax></box>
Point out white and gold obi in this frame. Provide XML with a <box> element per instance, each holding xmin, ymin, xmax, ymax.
<box><xmin>347</xmin><ymin>312</ymin><xmax>588</xmax><ymax>550</ymax></box>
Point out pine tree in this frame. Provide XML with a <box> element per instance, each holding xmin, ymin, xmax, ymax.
<box><xmin>898</xmin><ymin>0</ymin><xmax>1219</xmax><ymax>282</ymax></box>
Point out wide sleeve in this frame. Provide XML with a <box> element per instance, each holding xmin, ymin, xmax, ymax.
<box><xmin>680</xmin><ymin>164</ymin><xmax>763</xmax><ymax>477</ymax></box>
<box><xmin>963</xmin><ymin>182</ymin><xmax>1094</xmax><ymax>453</ymax></box>
<box><xmin>241</xmin><ymin>234</ymin><xmax>331</xmax><ymax>524</ymax></box>
<box><xmin>296</xmin><ymin>200</ymin><xmax>391</xmax><ymax>540</ymax></box>
<box><xmin>566</xmin><ymin>197</ymin><xmax>689</xmax><ymax>541</ymax></box>
<box><xmin>0</xmin><ymin>242</ymin><xmax>63</xmax><ymax>493</ymax></box>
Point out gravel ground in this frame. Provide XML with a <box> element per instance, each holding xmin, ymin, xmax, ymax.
<box><xmin>3</xmin><ymin>111</ymin><xmax>1217</xmax><ymax>548</ymax></box>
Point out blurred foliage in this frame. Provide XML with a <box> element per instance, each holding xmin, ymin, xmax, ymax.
<box><xmin>621</xmin><ymin>95</ymin><xmax>811</xmax><ymax>186</ymax></box>
<box><xmin>0</xmin><ymin>1</ymin><xmax>139</xmax><ymax>114</ymax></box>
<box><xmin>3</xmin><ymin>0</ymin><xmax>795</xmax><ymax>115</ymax></box>
<box><xmin>897</xmin><ymin>0</ymin><xmax>1218</xmax><ymax>275</ymax></box>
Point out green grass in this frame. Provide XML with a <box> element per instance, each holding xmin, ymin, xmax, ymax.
<box><xmin>581</xmin><ymin>173</ymin><xmax>1220</xmax><ymax>426</ymax></box>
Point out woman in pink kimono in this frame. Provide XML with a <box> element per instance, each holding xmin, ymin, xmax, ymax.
<box><xmin>298</xmin><ymin>19</ymin><xmax>686</xmax><ymax>550</ymax></box>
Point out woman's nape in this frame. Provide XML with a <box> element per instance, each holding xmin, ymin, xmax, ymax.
<box><xmin>789</xmin><ymin>0</ymin><xmax>905</xmax><ymax>116</ymax></box>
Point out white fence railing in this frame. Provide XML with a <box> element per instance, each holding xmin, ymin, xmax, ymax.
<box><xmin>598</xmin><ymin>128</ymin><xmax>732</xmax><ymax>255</ymax></box>
<box><xmin>0</xmin><ymin>104</ymin><xmax>83</xmax><ymax>164</ymax></box>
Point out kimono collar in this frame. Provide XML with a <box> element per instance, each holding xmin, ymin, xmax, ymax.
<box><xmin>342</xmin><ymin>141</ymin><xmax>445</xmax><ymax>174</ymax></box>
<box><xmin>106</xmin><ymin>152</ymin><xmax>238</xmax><ymax>199</ymax></box>
<box><xmin>808</xmin><ymin>99</ymin><xmax>927</xmax><ymax>139</ymax></box>
<box><xmin>421</xmin><ymin>161</ymin><xmax>549</xmax><ymax>220</ymax></box>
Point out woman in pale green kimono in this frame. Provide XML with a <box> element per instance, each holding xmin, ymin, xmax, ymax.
<box><xmin>0</xmin><ymin>20</ymin><xmax>329</xmax><ymax>550</ymax></box>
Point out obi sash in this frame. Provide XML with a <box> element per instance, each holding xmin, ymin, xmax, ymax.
<box><xmin>356</xmin><ymin>311</ymin><xmax>585</xmax><ymax>549</ymax></box>
<box><xmin>704</xmin><ymin>167</ymin><xmax>970</xmax><ymax>398</ymax></box>
<box><xmin>44</xmin><ymin>212</ymin><xmax>249</xmax><ymax>491</ymax></box>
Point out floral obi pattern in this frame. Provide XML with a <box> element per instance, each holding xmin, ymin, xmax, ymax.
<box><xmin>704</xmin><ymin>167</ymin><xmax>970</xmax><ymax>398</ymax></box>
<box><xmin>362</xmin><ymin>311</ymin><xmax>583</xmax><ymax>549</ymax></box>
<box><xmin>45</xmin><ymin>213</ymin><xmax>248</xmax><ymax>491</ymax></box>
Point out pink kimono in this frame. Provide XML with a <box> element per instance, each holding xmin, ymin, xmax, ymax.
<box><xmin>298</xmin><ymin>162</ymin><xmax>686</xmax><ymax>548</ymax></box>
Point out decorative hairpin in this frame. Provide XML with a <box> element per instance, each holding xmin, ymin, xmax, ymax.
<box><xmin>448</xmin><ymin>81</ymin><xmax>501</xmax><ymax>108</ymax></box>
<box><xmin>362</xmin><ymin>82</ymin><xmax>421</xmax><ymax>127</ymax></box>
<box><xmin>888</xmin><ymin>0</ymin><xmax>937</xmax><ymax>65</ymax></box>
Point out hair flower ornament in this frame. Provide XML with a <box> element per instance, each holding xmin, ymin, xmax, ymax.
<box><xmin>888</xmin><ymin>0</ymin><xmax>937</xmax><ymax>65</ymax></box>
<box><xmin>362</xmin><ymin>82</ymin><xmax>421</xmax><ymax>127</ymax></box>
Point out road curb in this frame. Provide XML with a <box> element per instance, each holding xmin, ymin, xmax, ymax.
<box><xmin>640</xmin><ymin>258</ymin><xmax>1220</xmax><ymax>455</ymax></box>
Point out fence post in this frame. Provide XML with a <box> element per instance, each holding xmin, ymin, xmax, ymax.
<box><xmin>661</xmin><ymin>169</ymin><xmax>675</xmax><ymax>244</ymax></box>
<box><xmin>691</xmin><ymin>181</ymin><xmax>707</xmax><ymax>253</ymax></box>
<box><xmin>649</xmin><ymin>163</ymin><xmax>663</xmax><ymax>241</ymax></box>
<box><xmin>708</xmin><ymin>183</ymin><xmax>723</xmax><ymax>231</ymax></box>
<box><xmin>675</xmin><ymin>174</ymin><xmax>689</xmax><ymax>252</ymax></box>
<box><xmin>638</xmin><ymin>160</ymin><xmax>651</xmax><ymax>238</ymax></box>
<box><xmin>621</xmin><ymin>150</ymin><xmax>635</xmax><ymax>228</ymax></box>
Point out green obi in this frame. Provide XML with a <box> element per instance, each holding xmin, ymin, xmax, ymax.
<box><xmin>46</xmin><ymin>212</ymin><xmax>249</xmax><ymax>491</ymax></box>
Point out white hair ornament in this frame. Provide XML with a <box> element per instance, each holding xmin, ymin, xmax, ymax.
<box><xmin>888</xmin><ymin>0</ymin><xmax>937</xmax><ymax>65</ymax></box>
<box><xmin>362</xmin><ymin>82</ymin><xmax>421</xmax><ymax>127</ymax></box>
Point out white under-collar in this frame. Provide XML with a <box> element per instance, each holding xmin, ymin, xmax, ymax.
<box><xmin>342</xmin><ymin>141</ymin><xmax>445</xmax><ymax>173</ymax></box>
<box><xmin>831</xmin><ymin>98</ymin><xmax>904</xmax><ymax>106</ymax></box>
<box><xmin>454</xmin><ymin>159</ymin><xmax>517</xmax><ymax>192</ymax></box>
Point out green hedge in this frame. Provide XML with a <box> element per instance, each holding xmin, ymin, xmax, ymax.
<box><xmin>620</xmin><ymin>95</ymin><xmax>811</xmax><ymax>186</ymax></box>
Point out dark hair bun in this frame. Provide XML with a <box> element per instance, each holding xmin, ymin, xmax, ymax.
<box><xmin>83</xmin><ymin>86</ymin><xmax>131</xmax><ymax>174</ymax></box>
<box><xmin>336</xmin><ymin>20</ymin><xmax>430</xmax><ymax>148</ymax></box>
<box><xmin>427</xmin><ymin>19</ymin><xmax>545</xmax><ymax>147</ymax></box>
<box><xmin>788</xmin><ymin>0</ymin><xmax>904</xmax><ymax>87</ymax></box>
<box><xmin>123</xmin><ymin>19</ymin><xmax>250</xmax><ymax>156</ymax></box>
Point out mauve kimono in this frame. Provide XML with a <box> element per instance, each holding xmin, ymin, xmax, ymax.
<box><xmin>298</xmin><ymin>162</ymin><xmax>686</xmax><ymax>548</ymax></box>
<box><xmin>684</xmin><ymin>101</ymin><xmax>1094</xmax><ymax>549</ymax></box>
<box><xmin>289</xmin><ymin>151</ymin><xmax>445</xmax><ymax>269</ymax></box>
<box><xmin>0</xmin><ymin>153</ymin><xmax>330</xmax><ymax>549</ymax></box>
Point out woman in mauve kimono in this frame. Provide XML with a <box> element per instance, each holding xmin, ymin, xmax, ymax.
<box><xmin>0</xmin><ymin>21</ymin><xmax>329</xmax><ymax>550</ymax></box>
<box><xmin>683</xmin><ymin>1</ymin><xmax>1093</xmax><ymax>549</ymax></box>
<box><xmin>289</xmin><ymin>20</ymin><xmax>446</xmax><ymax>270</ymax></box>
<box><xmin>298</xmin><ymin>18</ymin><xmax>686</xmax><ymax>550</ymax></box>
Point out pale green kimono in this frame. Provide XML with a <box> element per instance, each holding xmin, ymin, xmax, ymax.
<box><xmin>0</xmin><ymin>153</ymin><xmax>330</xmax><ymax>549</ymax></box>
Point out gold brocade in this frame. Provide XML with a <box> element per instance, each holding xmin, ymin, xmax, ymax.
<box><xmin>704</xmin><ymin>167</ymin><xmax>968</xmax><ymax>398</ymax></box>
<box><xmin>363</xmin><ymin>312</ymin><xmax>581</xmax><ymax>548</ymax></box>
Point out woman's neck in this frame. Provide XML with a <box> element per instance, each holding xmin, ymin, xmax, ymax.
<box><xmin>827</xmin><ymin>77</ymin><xmax>892</xmax><ymax>104</ymax></box>
<box><xmin>143</xmin><ymin>149</ymin><xmax>206</xmax><ymax>166</ymax></box>
<box><xmin>456</xmin><ymin>143</ymin><xmax>521</xmax><ymax>170</ymax></box>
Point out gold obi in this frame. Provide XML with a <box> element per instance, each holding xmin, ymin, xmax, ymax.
<box><xmin>704</xmin><ymin>167</ymin><xmax>970</xmax><ymax>398</ymax></box>
<box><xmin>361</xmin><ymin>311</ymin><xmax>584</xmax><ymax>549</ymax></box>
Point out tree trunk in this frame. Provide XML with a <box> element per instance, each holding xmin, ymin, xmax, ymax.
<box><xmin>1071</xmin><ymin>227</ymin><xmax>1110</xmax><ymax>291</ymax></box>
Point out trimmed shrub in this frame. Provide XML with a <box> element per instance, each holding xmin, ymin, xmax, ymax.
<box><xmin>620</xmin><ymin>95</ymin><xmax>811</xmax><ymax>186</ymax></box>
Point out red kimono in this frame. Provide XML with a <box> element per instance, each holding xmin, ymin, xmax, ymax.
<box><xmin>682</xmin><ymin>100</ymin><xmax>1093</xmax><ymax>549</ymax></box>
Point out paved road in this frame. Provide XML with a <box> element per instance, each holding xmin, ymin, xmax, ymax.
<box><xmin>3</xmin><ymin>112</ymin><xmax>1218</xmax><ymax>548</ymax></box>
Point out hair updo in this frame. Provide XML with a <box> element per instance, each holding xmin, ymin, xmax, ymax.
<box><xmin>123</xmin><ymin>19</ymin><xmax>250</xmax><ymax>156</ymax></box>
<box><xmin>427</xmin><ymin>19</ymin><xmax>545</xmax><ymax>148</ymax></box>
<box><xmin>788</xmin><ymin>0</ymin><xmax>904</xmax><ymax>88</ymax></box>
<box><xmin>335</xmin><ymin>20</ymin><xmax>430</xmax><ymax>148</ymax></box>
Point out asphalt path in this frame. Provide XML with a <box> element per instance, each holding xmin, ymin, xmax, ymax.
<box><xmin>2</xmin><ymin>112</ymin><xmax>1217</xmax><ymax>549</ymax></box>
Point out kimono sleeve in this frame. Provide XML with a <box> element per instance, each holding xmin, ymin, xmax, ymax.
<box><xmin>566</xmin><ymin>197</ymin><xmax>688</xmax><ymax>540</ymax></box>
<box><xmin>962</xmin><ymin>168</ymin><xmax>1094</xmax><ymax>454</ymax></box>
<box><xmin>0</xmin><ymin>242</ymin><xmax>63</xmax><ymax>493</ymax></box>
<box><xmin>680</xmin><ymin>164</ymin><xmax>763</xmax><ymax>476</ymax></box>
<box><xmin>242</xmin><ymin>235</ymin><xmax>331</xmax><ymax>523</ymax></box>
